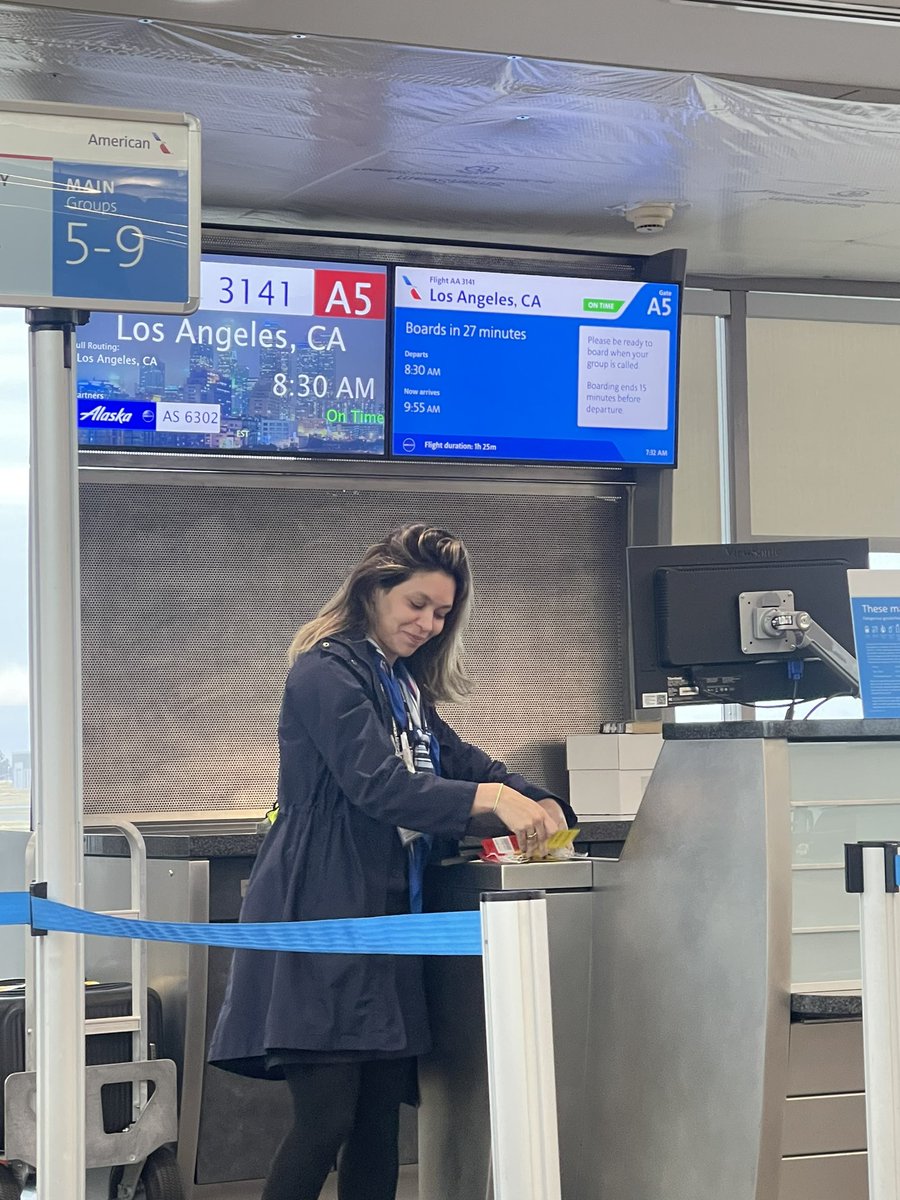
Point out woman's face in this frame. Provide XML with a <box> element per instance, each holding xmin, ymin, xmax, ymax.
<box><xmin>370</xmin><ymin>570</ymin><xmax>456</xmax><ymax>664</ymax></box>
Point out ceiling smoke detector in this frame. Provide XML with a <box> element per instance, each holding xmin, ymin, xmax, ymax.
<box><xmin>625</xmin><ymin>203</ymin><xmax>676</xmax><ymax>233</ymax></box>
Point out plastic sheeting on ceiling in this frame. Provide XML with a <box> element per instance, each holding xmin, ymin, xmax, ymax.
<box><xmin>5</xmin><ymin>4</ymin><xmax>900</xmax><ymax>280</ymax></box>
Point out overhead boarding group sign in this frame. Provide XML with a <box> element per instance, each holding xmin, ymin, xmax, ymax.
<box><xmin>0</xmin><ymin>100</ymin><xmax>200</xmax><ymax>313</ymax></box>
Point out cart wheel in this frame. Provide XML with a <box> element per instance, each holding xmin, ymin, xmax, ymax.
<box><xmin>0</xmin><ymin>1164</ymin><xmax>20</xmax><ymax>1200</ymax></box>
<box><xmin>138</xmin><ymin>1148</ymin><xmax>183</xmax><ymax>1200</ymax></box>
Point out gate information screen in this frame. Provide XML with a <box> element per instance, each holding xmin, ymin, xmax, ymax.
<box><xmin>77</xmin><ymin>254</ymin><xmax>387</xmax><ymax>455</ymax></box>
<box><xmin>391</xmin><ymin>266</ymin><xmax>679</xmax><ymax>465</ymax></box>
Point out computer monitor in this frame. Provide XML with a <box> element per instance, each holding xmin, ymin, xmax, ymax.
<box><xmin>390</xmin><ymin>263</ymin><xmax>681</xmax><ymax>467</ymax></box>
<box><xmin>77</xmin><ymin>252</ymin><xmax>389</xmax><ymax>457</ymax></box>
<box><xmin>627</xmin><ymin>538</ymin><xmax>870</xmax><ymax>712</ymax></box>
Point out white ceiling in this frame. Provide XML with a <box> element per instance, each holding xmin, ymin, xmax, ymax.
<box><xmin>6</xmin><ymin>2</ymin><xmax>900</xmax><ymax>281</ymax></box>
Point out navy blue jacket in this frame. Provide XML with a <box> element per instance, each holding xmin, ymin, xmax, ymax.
<box><xmin>208</xmin><ymin>636</ymin><xmax>570</xmax><ymax>1077</ymax></box>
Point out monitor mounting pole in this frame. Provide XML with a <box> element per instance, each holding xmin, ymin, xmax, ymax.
<box><xmin>738</xmin><ymin>589</ymin><xmax>860</xmax><ymax>694</ymax></box>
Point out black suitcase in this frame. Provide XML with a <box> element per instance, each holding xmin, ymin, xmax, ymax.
<box><xmin>0</xmin><ymin>980</ymin><xmax>165</xmax><ymax>1150</ymax></box>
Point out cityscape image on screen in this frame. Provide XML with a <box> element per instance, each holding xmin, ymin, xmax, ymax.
<box><xmin>77</xmin><ymin>254</ymin><xmax>388</xmax><ymax>456</ymax></box>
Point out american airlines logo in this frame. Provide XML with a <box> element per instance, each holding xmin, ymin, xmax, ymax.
<box><xmin>80</xmin><ymin>405</ymin><xmax>135</xmax><ymax>424</ymax></box>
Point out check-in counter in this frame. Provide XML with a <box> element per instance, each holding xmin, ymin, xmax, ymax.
<box><xmin>580</xmin><ymin>719</ymin><xmax>900</xmax><ymax>1200</ymax></box>
<box><xmin>418</xmin><ymin>857</ymin><xmax>600</xmax><ymax>1200</ymax></box>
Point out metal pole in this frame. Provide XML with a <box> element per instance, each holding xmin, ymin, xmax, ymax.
<box><xmin>27</xmin><ymin>307</ymin><xmax>89</xmax><ymax>1200</ymax></box>
<box><xmin>480</xmin><ymin>890</ymin><xmax>562</xmax><ymax>1200</ymax></box>
<box><xmin>847</xmin><ymin>842</ymin><xmax>900</xmax><ymax>1200</ymax></box>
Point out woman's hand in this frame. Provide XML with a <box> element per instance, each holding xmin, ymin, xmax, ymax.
<box><xmin>472</xmin><ymin>783</ymin><xmax>558</xmax><ymax>859</ymax></box>
<box><xmin>537</xmin><ymin>798</ymin><xmax>568</xmax><ymax>832</ymax></box>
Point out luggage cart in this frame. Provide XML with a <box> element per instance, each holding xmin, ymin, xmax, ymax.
<box><xmin>1</xmin><ymin>818</ymin><xmax>182</xmax><ymax>1200</ymax></box>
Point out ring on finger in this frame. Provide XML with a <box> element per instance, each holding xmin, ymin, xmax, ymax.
<box><xmin>525</xmin><ymin>829</ymin><xmax>537</xmax><ymax>839</ymax></box>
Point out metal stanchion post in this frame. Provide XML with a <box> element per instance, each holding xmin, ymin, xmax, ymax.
<box><xmin>846</xmin><ymin>841</ymin><xmax>900</xmax><ymax>1200</ymax></box>
<box><xmin>480</xmin><ymin>890</ymin><xmax>562</xmax><ymax>1200</ymax></box>
<box><xmin>27</xmin><ymin>307</ymin><xmax>89</xmax><ymax>1200</ymax></box>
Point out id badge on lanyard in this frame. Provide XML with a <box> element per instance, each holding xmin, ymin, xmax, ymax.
<box><xmin>378</xmin><ymin>653</ymin><xmax>438</xmax><ymax>774</ymax></box>
<box><xmin>379</xmin><ymin>659</ymin><xmax>415</xmax><ymax>773</ymax></box>
<box><xmin>394</xmin><ymin>722</ymin><xmax>415</xmax><ymax>773</ymax></box>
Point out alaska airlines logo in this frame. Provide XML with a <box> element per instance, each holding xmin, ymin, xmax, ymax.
<box><xmin>402</xmin><ymin>275</ymin><xmax>422</xmax><ymax>301</ymax></box>
<box><xmin>80</xmin><ymin>405</ymin><xmax>134</xmax><ymax>425</ymax></box>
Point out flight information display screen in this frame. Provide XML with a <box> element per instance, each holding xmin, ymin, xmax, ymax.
<box><xmin>391</xmin><ymin>266</ymin><xmax>680</xmax><ymax>465</ymax></box>
<box><xmin>77</xmin><ymin>254</ymin><xmax>388</xmax><ymax>455</ymax></box>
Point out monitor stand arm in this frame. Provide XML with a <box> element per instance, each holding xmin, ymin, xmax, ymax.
<box><xmin>738</xmin><ymin>589</ymin><xmax>860</xmax><ymax>694</ymax></box>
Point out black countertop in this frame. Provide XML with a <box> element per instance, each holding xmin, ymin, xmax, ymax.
<box><xmin>665</xmin><ymin>719</ymin><xmax>900</xmax><ymax>742</ymax></box>
<box><xmin>791</xmin><ymin>992</ymin><xmax>861</xmax><ymax>1019</ymax></box>
<box><xmin>84</xmin><ymin>818</ymin><xmax>633</xmax><ymax>861</ymax></box>
<box><xmin>84</xmin><ymin>830</ymin><xmax>260</xmax><ymax>860</ymax></box>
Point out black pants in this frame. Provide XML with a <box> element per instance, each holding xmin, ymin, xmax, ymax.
<box><xmin>261</xmin><ymin>1058</ymin><xmax>412</xmax><ymax>1200</ymax></box>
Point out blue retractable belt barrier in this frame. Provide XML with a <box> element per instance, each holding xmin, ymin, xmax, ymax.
<box><xmin>0</xmin><ymin>892</ymin><xmax>482</xmax><ymax>956</ymax></box>
<box><xmin>0</xmin><ymin>891</ymin><xmax>30</xmax><ymax>926</ymax></box>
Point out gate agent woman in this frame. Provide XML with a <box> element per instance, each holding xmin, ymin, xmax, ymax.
<box><xmin>209</xmin><ymin>524</ymin><xmax>573</xmax><ymax>1200</ymax></box>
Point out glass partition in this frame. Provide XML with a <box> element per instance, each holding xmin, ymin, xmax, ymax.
<box><xmin>790</xmin><ymin>739</ymin><xmax>900</xmax><ymax>989</ymax></box>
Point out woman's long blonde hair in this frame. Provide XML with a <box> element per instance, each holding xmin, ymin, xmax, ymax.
<box><xmin>289</xmin><ymin>524</ymin><xmax>473</xmax><ymax>704</ymax></box>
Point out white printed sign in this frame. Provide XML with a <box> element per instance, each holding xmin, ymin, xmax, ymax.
<box><xmin>577</xmin><ymin>328</ymin><xmax>669</xmax><ymax>430</ymax></box>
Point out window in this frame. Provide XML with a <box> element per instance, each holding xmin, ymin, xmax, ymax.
<box><xmin>670</xmin><ymin>313</ymin><xmax>723</xmax><ymax>545</ymax></box>
<box><xmin>0</xmin><ymin>309</ymin><xmax>30</xmax><ymax>828</ymax></box>
<box><xmin>747</xmin><ymin>315</ymin><xmax>900</xmax><ymax>540</ymax></box>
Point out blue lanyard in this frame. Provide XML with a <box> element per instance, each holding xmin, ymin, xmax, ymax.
<box><xmin>372</xmin><ymin>652</ymin><xmax>441</xmax><ymax>913</ymax></box>
<box><xmin>377</xmin><ymin>656</ymin><xmax>411</xmax><ymax>730</ymax></box>
<box><xmin>375</xmin><ymin>656</ymin><xmax>441</xmax><ymax>774</ymax></box>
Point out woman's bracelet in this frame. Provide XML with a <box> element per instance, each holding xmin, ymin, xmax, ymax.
<box><xmin>491</xmin><ymin>783</ymin><xmax>504</xmax><ymax>814</ymax></box>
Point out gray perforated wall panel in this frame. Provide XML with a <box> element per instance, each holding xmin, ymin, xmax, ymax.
<box><xmin>79</xmin><ymin>480</ymin><xmax>627</xmax><ymax>815</ymax></box>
